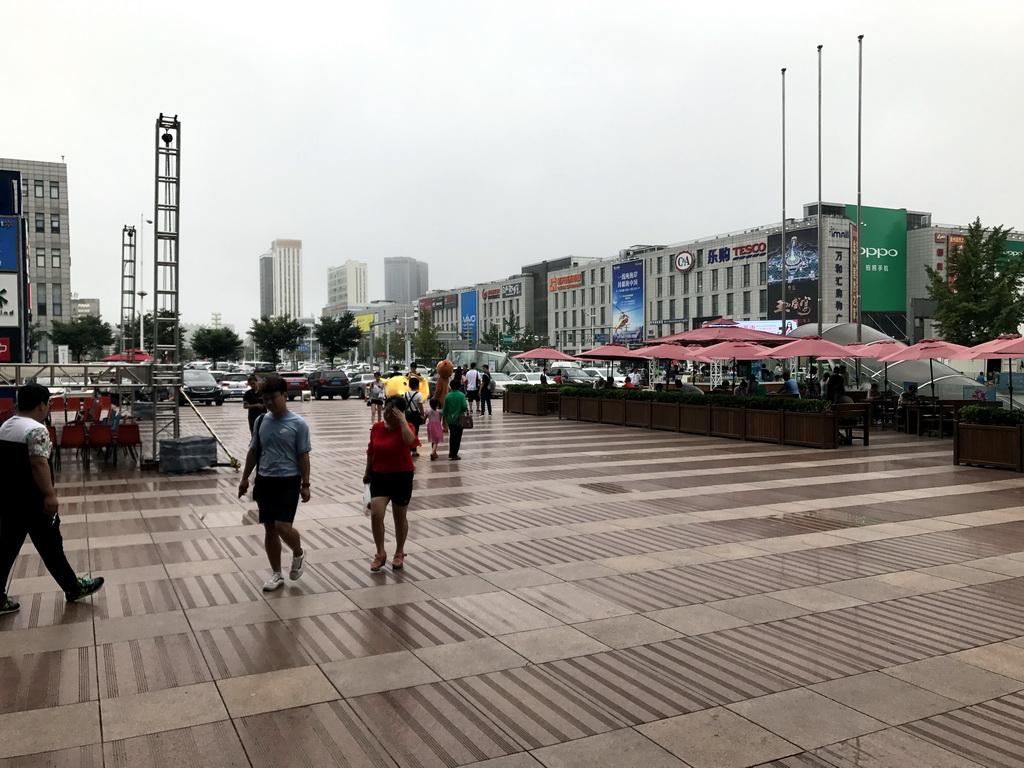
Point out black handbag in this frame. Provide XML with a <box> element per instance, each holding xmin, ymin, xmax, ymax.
<box><xmin>458</xmin><ymin>411</ymin><xmax>474</xmax><ymax>429</ymax></box>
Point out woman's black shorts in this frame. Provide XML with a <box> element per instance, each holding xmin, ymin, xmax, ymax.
<box><xmin>254</xmin><ymin>475</ymin><xmax>301</xmax><ymax>523</ymax></box>
<box><xmin>369</xmin><ymin>470</ymin><xmax>414</xmax><ymax>507</ymax></box>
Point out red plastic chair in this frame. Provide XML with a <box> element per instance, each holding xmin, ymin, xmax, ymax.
<box><xmin>88</xmin><ymin>423</ymin><xmax>114</xmax><ymax>465</ymax></box>
<box><xmin>50</xmin><ymin>396</ymin><xmax>66</xmax><ymax>419</ymax></box>
<box><xmin>64</xmin><ymin>397</ymin><xmax>80</xmax><ymax>423</ymax></box>
<box><xmin>59</xmin><ymin>422</ymin><xmax>88</xmax><ymax>469</ymax></box>
<box><xmin>116</xmin><ymin>422</ymin><xmax>142</xmax><ymax>464</ymax></box>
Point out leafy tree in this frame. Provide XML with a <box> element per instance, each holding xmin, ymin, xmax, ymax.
<box><xmin>249</xmin><ymin>315</ymin><xmax>305</xmax><ymax>364</ymax></box>
<box><xmin>47</xmin><ymin>315</ymin><xmax>115</xmax><ymax>362</ymax></box>
<box><xmin>141</xmin><ymin>309</ymin><xmax>181</xmax><ymax>353</ymax></box>
<box><xmin>314</xmin><ymin>313</ymin><xmax>362</xmax><ymax>363</ymax></box>
<box><xmin>477</xmin><ymin>312</ymin><xmax>541</xmax><ymax>352</ymax></box>
<box><xmin>925</xmin><ymin>218</ymin><xmax>1024</xmax><ymax>346</ymax></box>
<box><xmin>192</xmin><ymin>327</ymin><xmax>244</xmax><ymax>363</ymax></box>
<box><xmin>411</xmin><ymin>311</ymin><xmax>447</xmax><ymax>361</ymax></box>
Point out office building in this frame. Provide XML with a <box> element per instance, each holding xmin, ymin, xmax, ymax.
<box><xmin>259</xmin><ymin>239</ymin><xmax>302</xmax><ymax>318</ymax></box>
<box><xmin>323</xmin><ymin>260</ymin><xmax>368</xmax><ymax>315</ymax></box>
<box><xmin>0</xmin><ymin>159</ymin><xmax>71</xmax><ymax>363</ymax></box>
<box><xmin>384</xmin><ymin>257</ymin><xmax>428</xmax><ymax>305</ymax></box>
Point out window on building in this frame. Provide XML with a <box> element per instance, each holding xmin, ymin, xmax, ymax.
<box><xmin>51</xmin><ymin>249</ymin><xmax>61</xmax><ymax>268</ymax></box>
<box><xmin>37</xmin><ymin>284</ymin><xmax>47</xmax><ymax>316</ymax></box>
<box><xmin>35</xmin><ymin>213</ymin><xmax>44</xmax><ymax>233</ymax></box>
<box><xmin>683</xmin><ymin>273</ymin><xmax>689</xmax><ymax>293</ymax></box>
<box><xmin>52</xmin><ymin>284</ymin><xmax>62</xmax><ymax>317</ymax></box>
<box><xmin>600</xmin><ymin>307</ymin><xmax>606</xmax><ymax>325</ymax></box>
<box><xmin>600</xmin><ymin>267</ymin><xmax>605</xmax><ymax>282</ymax></box>
<box><xmin>49</xmin><ymin>181</ymin><xmax>59</xmax><ymax>199</ymax></box>
<box><xmin>759</xmin><ymin>289</ymin><xmax>767</xmax><ymax>313</ymax></box>
<box><xmin>572</xmin><ymin>310</ymin><xmax>578</xmax><ymax>327</ymax></box>
<box><xmin>711</xmin><ymin>269</ymin><xmax>719</xmax><ymax>292</ymax></box>
<box><xmin>696</xmin><ymin>272</ymin><xmax>703</xmax><ymax>293</ymax></box>
<box><xmin>590</xmin><ymin>287</ymin><xmax>596</xmax><ymax>305</ymax></box>
<box><xmin>571</xmin><ymin>291</ymin><xmax>577</xmax><ymax>308</ymax></box>
<box><xmin>34</xmin><ymin>180</ymin><xmax>44</xmax><ymax>198</ymax></box>
<box><xmin>758</xmin><ymin>262</ymin><xmax>767</xmax><ymax>285</ymax></box>
<box><xmin>682</xmin><ymin>297</ymin><xmax>689</xmax><ymax>318</ymax></box>
<box><xmin>668</xmin><ymin>275</ymin><xmax>675</xmax><ymax>295</ymax></box>
<box><xmin>696</xmin><ymin>249</ymin><xmax>703</xmax><ymax>268</ymax></box>
<box><xmin>711</xmin><ymin>295</ymin><xmax>719</xmax><ymax>315</ymax></box>
<box><xmin>743</xmin><ymin>291</ymin><xmax>751</xmax><ymax>314</ymax></box>
<box><xmin>656</xmin><ymin>256</ymin><xmax>663</xmax><ymax>273</ymax></box>
<box><xmin>656</xmin><ymin>300</ymin><xmax>663</xmax><ymax>321</ymax></box>
<box><xmin>742</xmin><ymin>263</ymin><xmax>751</xmax><ymax>288</ymax></box>
<box><xmin>590</xmin><ymin>269</ymin><xmax>596</xmax><ymax>285</ymax></box>
<box><xmin>21</xmin><ymin>180</ymin><xmax>28</xmax><ymax>197</ymax></box>
<box><xmin>726</xmin><ymin>293</ymin><xmax>734</xmax><ymax>315</ymax></box>
<box><xmin>36</xmin><ymin>248</ymin><xmax>46</xmax><ymax>268</ymax></box>
<box><xmin>656</xmin><ymin>277</ymin><xmax>663</xmax><ymax>296</ymax></box>
<box><xmin>51</xmin><ymin>214</ymin><xmax>60</xmax><ymax>234</ymax></box>
<box><xmin>696</xmin><ymin>296</ymin><xmax>704</xmax><ymax>316</ymax></box>
<box><xmin>563</xmin><ymin>310</ymin><xmax>568</xmax><ymax>327</ymax></box>
<box><xmin>726</xmin><ymin>267</ymin><xmax>734</xmax><ymax>289</ymax></box>
<box><xmin>554</xmin><ymin>312</ymin><xmax>559</xmax><ymax>328</ymax></box>
<box><xmin>600</xmin><ymin>285</ymin><xmax>606</xmax><ymax>303</ymax></box>
<box><xmin>669</xmin><ymin>298</ymin><xmax>676</xmax><ymax>318</ymax></box>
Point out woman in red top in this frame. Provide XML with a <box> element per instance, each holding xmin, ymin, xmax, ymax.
<box><xmin>363</xmin><ymin>395</ymin><xmax>419</xmax><ymax>572</ymax></box>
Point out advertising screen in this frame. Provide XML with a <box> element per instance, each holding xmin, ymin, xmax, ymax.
<box><xmin>846</xmin><ymin>205</ymin><xmax>907</xmax><ymax>312</ymax></box>
<box><xmin>611</xmin><ymin>260</ymin><xmax>644</xmax><ymax>345</ymax></box>
<box><xmin>767</xmin><ymin>227</ymin><xmax>819</xmax><ymax>324</ymax></box>
<box><xmin>0</xmin><ymin>217</ymin><xmax>18</xmax><ymax>272</ymax></box>
<box><xmin>460</xmin><ymin>290</ymin><xmax>477</xmax><ymax>344</ymax></box>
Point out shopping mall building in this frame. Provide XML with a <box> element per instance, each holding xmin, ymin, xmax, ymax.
<box><xmin>417</xmin><ymin>202</ymin><xmax>1024</xmax><ymax>354</ymax></box>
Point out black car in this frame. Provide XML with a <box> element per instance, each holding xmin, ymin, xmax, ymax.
<box><xmin>308</xmin><ymin>369</ymin><xmax>351</xmax><ymax>400</ymax></box>
<box><xmin>181</xmin><ymin>369</ymin><xmax>224</xmax><ymax>406</ymax></box>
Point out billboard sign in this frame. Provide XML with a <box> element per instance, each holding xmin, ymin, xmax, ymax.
<box><xmin>846</xmin><ymin>205</ymin><xmax>907</xmax><ymax>312</ymax></box>
<box><xmin>354</xmin><ymin>313</ymin><xmax>374</xmax><ymax>332</ymax></box>
<box><xmin>549</xmin><ymin>273</ymin><xmax>582</xmax><ymax>292</ymax></box>
<box><xmin>707</xmin><ymin>241</ymin><xmax>766</xmax><ymax>264</ymax></box>
<box><xmin>501</xmin><ymin>283</ymin><xmax>522</xmax><ymax>298</ymax></box>
<box><xmin>0</xmin><ymin>217</ymin><xmax>18</xmax><ymax>272</ymax></box>
<box><xmin>0</xmin><ymin>274</ymin><xmax>20</xmax><ymax>320</ymax></box>
<box><xmin>611</xmin><ymin>260</ymin><xmax>644</xmax><ymax>345</ymax></box>
<box><xmin>482</xmin><ymin>288</ymin><xmax>500</xmax><ymax>300</ymax></box>
<box><xmin>460</xmin><ymin>290</ymin><xmax>477</xmax><ymax>344</ymax></box>
<box><xmin>418</xmin><ymin>298</ymin><xmax>432</xmax><ymax>313</ymax></box>
<box><xmin>767</xmin><ymin>227</ymin><xmax>819</xmax><ymax>324</ymax></box>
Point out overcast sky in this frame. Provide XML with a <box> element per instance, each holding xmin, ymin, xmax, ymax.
<box><xmin>7</xmin><ymin>1</ymin><xmax>1023</xmax><ymax>333</ymax></box>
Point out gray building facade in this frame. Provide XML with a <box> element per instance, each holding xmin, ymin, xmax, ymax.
<box><xmin>384</xmin><ymin>257</ymin><xmax>428</xmax><ymax>305</ymax></box>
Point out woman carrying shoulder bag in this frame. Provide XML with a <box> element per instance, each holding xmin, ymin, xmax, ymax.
<box><xmin>441</xmin><ymin>387</ymin><xmax>469</xmax><ymax>461</ymax></box>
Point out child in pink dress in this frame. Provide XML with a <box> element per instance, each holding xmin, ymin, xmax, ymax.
<box><xmin>425</xmin><ymin>398</ymin><xmax>445</xmax><ymax>460</ymax></box>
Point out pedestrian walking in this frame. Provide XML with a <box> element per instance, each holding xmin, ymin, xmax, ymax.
<box><xmin>426</xmin><ymin>397</ymin><xmax>444</xmax><ymax>460</ymax></box>
<box><xmin>242</xmin><ymin>374</ymin><xmax>265</xmax><ymax>434</ymax></box>
<box><xmin>367</xmin><ymin>372</ymin><xmax>386</xmax><ymax>422</ymax></box>
<box><xmin>465</xmin><ymin>362</ymin><xmax>482</xmax><ymax>412</ymax></box>
<box><xmin>404</xmin><ymin>376</ymin><xmax>426</xmax><ymax>457</ymax></box>
<box><xmin>539</xmin><ymin>368</ymin><xmax>549</xmax><ymax>386</ymax></box>
<box><xmin>442</xmin><ymin>387</ymin><xmax>469</xmax><ymax>460</ymax></box>
<box><xmin>0</xmin><ymin>384</ymin><xmax>104</xmax><ymax>615</ymax></box>
<box><xmin>479</xmin><ymin>364</ymin><xmax>494</xmax><ymax>415</ymax></box>
<box><xmin>237</xmin><ymin>374</ymin><xmax>310</xmax><ymax>592</ymax></box>
<box><xmin>364</xmin><ymin>395</ymin><xmax>419</xmax><ymax>571</ymax></box>
<box><xmin>451</xmin><ymin>366</ymin><xmax>465</xmax><ymax>393</ymax></box>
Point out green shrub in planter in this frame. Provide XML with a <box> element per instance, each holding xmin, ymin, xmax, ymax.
<box><xmin>504</xmin><ymin>384</ymin><xmax>549</xmax><ymax>394</ymax></box>
<box><xmin>958</xmin><ymin>405</ymin><xmax>1024</xmax><ymax>426</ymax></box>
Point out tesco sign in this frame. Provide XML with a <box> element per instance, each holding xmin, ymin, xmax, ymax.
<box><xmin>673</xmin><ymin>250</ymin><xmax>695</xmax><ymax>272</ymax></box>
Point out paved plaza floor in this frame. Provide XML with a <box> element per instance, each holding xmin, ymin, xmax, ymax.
<box><xmin>3</xmin><ymin>398</ymin><xmax>1024</xmax><ymax>767</ymax></box>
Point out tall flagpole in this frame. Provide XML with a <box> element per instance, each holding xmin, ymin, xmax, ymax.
<box><xmin>780</xmin><ymin>67</ymin><xmax>787</xmax><ymax>337</ymax></box>
<box><xmin>817</xmin><ymin>45</ymin><xmax>823</xmax><ymax>332</ymax></box>
<box><xmin>856</xmin><ymin>35</ymin><xmax>864</xmax><ymax>344</ymax></box>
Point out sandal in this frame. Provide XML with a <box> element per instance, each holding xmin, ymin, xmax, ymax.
<box><xmin>430</xmin><ymin>453</ymin><xmax>438</xmax><ymax>461</ymax></box>
<box><xmin>392</xmin><ymin>552</ymin><xmax>406</xmax><ymax>570</ymax></box>
<box><xmin>370</xmin><ymin>552</ymin><xmax>387</xmax><ymax>572</ymax></box>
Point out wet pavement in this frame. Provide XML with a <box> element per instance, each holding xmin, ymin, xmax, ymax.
<box><xmin>3</xmin><ymin>398</ymin><xmax>1024</xmax><ymax>767</ymax></box>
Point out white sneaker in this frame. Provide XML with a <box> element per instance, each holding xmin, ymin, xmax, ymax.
<box><xmin>262</xmin><ymin>572</ymin><xmax>284</xmax><ymax>592</ymax></box>
<box><xmin>289</xmin><ymin>552</ymin><xmax>305</xmax><ymax>580</ymax></box>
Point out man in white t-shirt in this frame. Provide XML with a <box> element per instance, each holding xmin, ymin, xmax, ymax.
<box><xmin>464</xmin><ymin>362</ymin><xmax>482</xmax><ymax>413</ymax></box>
<box><xmin>0</xmin><ymin>384</ymin><xmax>105</xmax><ymax>616</ymax></box>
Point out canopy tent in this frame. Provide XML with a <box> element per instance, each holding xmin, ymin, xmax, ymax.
<box><xmin>642</xmin><ymin>343</ymin><xmax>715</xmax><ymax>363</ymax></box>
<box><xmin>101</xmin><ymin>349</ymin><xmax>154</xmax><ymax>362</ymax></box>
<box><xmin>575</xmin><ymin>344</ymin><xmax>652</xmax><ymax>361</ymax></box>
<box><xmin>647</xmin><ymin>324</ymin><xmax>789</xmax><ymax>346</ymax></box>
<box><xmin>511</xmin><ymin>346</ymin><xmax>579</xmax><ymax>361</ymax></box>
<box><xmin>756</xmin><ymin>336</ymin><xmax>873</xmax><ymax>360</ymax></box>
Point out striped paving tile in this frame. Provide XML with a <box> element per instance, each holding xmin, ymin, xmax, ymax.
<box><xmin>97</xmin><ymin>633</ymin><xmax>211</xmax><ymax>698</ymax></box>
<box><xmin>904</xmin><ymin>691</ymin><xmax>1024</xmax><ymax>768</ymax></box>
<box><xmin>172</xmin><ymin>572</ymin><xmax>264</xmax><ymax>609</ymax></box>
<box><xmin>0</xmin><ymin>648</ymin><xmax>96</xmax><ymax>713</ymax></box>
<box><xmin>93</xmin><ymin>579</ymin><xmax>182</xmax><ymax>619</ymax></box>
<box><xmin>104</xmin><ymin>721</ymin><xmax>251</xmax><ymax>768</ymax></box>
<box><xmin>369</xmin><ymin>600</ymin><xmax>490</xmax><ymax>649</ymax></box>
<box><xmin>0</xmin><ymin>745</ymin><xmax>104</xmax><ymax>768</ymax></box>
<box><xmin>0</xmin><ymin>592</ymin><xmax>94</xmax><ymax>630</ymax></box>
<box><xmin>195</xmin><ymin>622</ymin><xmax>314</xmax><ymax>679</ymax></box>
<box><xmin>284</xmin><ymin>611</ymin><xmax>408</xmax><ymax>663</ymax></box>
<box><xmin>348</xmin><ymin>682</ymin><xmax>523</xmax><ymax>767</ymax></box>
<box><xmin>154</xmin><ymin>537</ymin><xmax>231</xmax><ymax>564</ymax></box>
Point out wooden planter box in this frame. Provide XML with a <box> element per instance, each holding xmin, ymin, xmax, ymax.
<box><xmin>710</xmin><ymin>406</ymin><xmax>745</xmax><ymax>439</ymax></box>
<box><xmin>651</xmin><ymin>401</ymin><xmax>680</xmax><ymax>431</ymax></box>
<box><xmin>679</xmin><ymin>403</ymin><xmax>710</xmax><ymax>435</ymax></box>
<box><xmin>746</xmin><ymin>409</ymin><xmax>784</xmax><ymax>444</ymax></box>
<box><xmin>545</xmin><ymin>389</ymin><xmax>562</xmax><ymax>414</ymax></box>
<box><xmin>601</xmin><ymin>398</ymin><xmax>625</xmax><ymax>426</ymax></box>
<box><xmin>954</xmin><ymin>422</ymin><xmax>1023</xmax><ymax>472</ymax></box>
<box><xmin>783</xmin><ymin>411</ymin><xmax>837</xmax><ymax>449</ymax></box>
<box><xmin>578</xmin><ymin>397</ymin><xmax>602</xmax><ymax>423</ymax></box>
<box><xmin>505</xmin><ymin>391</ymin><xmax>523</xmax><ymax>413</ymax></box>
<box><xmin>521</xmin><ymin>392</ymin><xmax>547</xmax><ymax>417</ymax></box>
<box><xmin>625</xmin><ymin>399</ymin><xmax>652</xmax><ymax>429</ymax></box>
<box><xmin>559</xmin><ymin>395</ymin><xmax>579</xmax><ymax>421</ymax></box>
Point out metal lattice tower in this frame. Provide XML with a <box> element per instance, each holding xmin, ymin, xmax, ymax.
<box><xmin>149</xmin><ymin>114</ymin><xmax>183</xmax><ymax>465</ymax></box>
<box><xmin>120</xmin><ymin>226</ymin><xmax>137</xmax><ymax>357</ymax></box>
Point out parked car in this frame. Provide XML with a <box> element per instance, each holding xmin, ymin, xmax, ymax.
<box><xmin>308</xmin><ymin>369</ymin><xmax>350</xmax><ymax>400</ymax></box>
<box><xmin>510</xmin><ymin>372</ymin><xmax>544</xmax><ymax>384</ymax></box>
<box><xmin>548</xmin><ymin>366</ymin><xmax>600</xmax><ymax>385</ymax></box>
<box><xmin>488</xmin><ymin>372</ymin><xmax>513</xmax><ymax>397</ymax></box>
<box><xmin>219</xmin><ymin>373</ymin><xmax>249</xmax><ymax>399</ymax></box>
<box><xmin>582</xmin><ymin>367</ymin><xmax>627</xmax><ymax>386</ymax></box>
<box><xmin>277</xmin><ymin>371</ymin><xmax>310</xmax><ymax>400</ymax></box>
<box><xmin>181</xmin><ymin>369</ymin><xmax>223</xmax><ymax>406</ymax></box>
<box><xmin>348</xmin><ymin>372</ymin><xmax>378</xmax><ymax>399</ymax></box>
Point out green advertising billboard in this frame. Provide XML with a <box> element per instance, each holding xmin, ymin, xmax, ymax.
<box><xmin>1001</xmin><ymin>239</ymin><xmax>1024</xmax><ymax>269</ymax></box>
<box><xmin>845</xmin><ymin>205</ymin><xmax>907</xmax><ymax>312</ymax></box>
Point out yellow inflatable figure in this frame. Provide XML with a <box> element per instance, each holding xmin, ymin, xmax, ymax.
<box><xmin>433</xmin><ymin>359</ymin><xmax>454</xmax><ymax>404</ymax></box>
<box><xmin>384</xmin><ymin>372</ymin><xmax>430</xmax><ymax>400</ymax></box>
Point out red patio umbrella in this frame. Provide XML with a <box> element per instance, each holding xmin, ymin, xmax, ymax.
<box><xmin>646</xmin><ymin>324</ymin><xmax>789</xmax><ymax>345</ymax></box>
<box><xmin>642</xmin><ymin>343</ymin><xmax>714</xmax><ymax>363</ymax></box>
<box><xmin>575</xmin><ymin>343</ymin><xmax>652</xmax><ymax>361</ymax></box>
<box><xmin>846</xmin><ymin>340</ymin><xmax>900</xmax><ymax>393</ymax></box>
<box><xmin>877</xmin><ymin>339</ymin><xmax>972</xmax><ymax>398</ymax></box>
<box><xmin>701</xmin><ymin>341</ymin><xmax>774</xmax><ymax>359</ymax></box>
<box><xmin>512</xmin><ymin>346</ymin><xmax>579</xmax><ymax>361</ymax></box>
<box><xmin>968</xmin><ymin>334</ymin><xmax>1024</xmax><ymax>408</ymax></box>
<box><xmin>755</xmin><ymin>336</ymin><xmax>872</xmax><ymax>360</ymax></box>
<box><xmin>101</xmin><ymin>349</ymin><xmax>154</xmax><ymax>362</ymax></box>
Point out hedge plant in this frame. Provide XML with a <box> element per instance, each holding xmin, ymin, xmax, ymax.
<box><xmin>554</xmin><ymin>385</ymin><xmax>829</xmax><ymax>412</ymax></box>
<box><xmin>958</xmin><ymin>404</ymin><xmax>1024</xmax><ymax>426</ymax></box>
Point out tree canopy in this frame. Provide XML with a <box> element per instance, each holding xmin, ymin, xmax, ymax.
<box><xmin>47</xmin><ymin>315</ymin><xmax>115</xmax><ymax>362</ymax></box>
<box><xmin>925</xmin><ymin>218</ymin><xmax>1024</xmax><ymax>346</ymax></box>
<box><xmin>313</xmin><ymin>313</ymin><xmax>362</xmax><ymax>362</ymax></box>
<box><xmin>411</xmin><ymin>311</ymin><xmax>447</xmax><ymax>362</ymax></box>
<box><xmin>192</xmin><ymin>326</ymin><xmax>244</xmax><ymax>363</ymax></box>
<box><xmin>140</xmin><ymin>309</ymin><xmax>180</xmax><ymax>353</ymax></box>
<box><xmin>478</xmin><ymin>312</ymin><xmax>541</xmax><ymax>352</ymax></box>
<box><xmin>250</xmin><ymin>315</ymin><xmax>305</xmax><ymax>364</ymax></box>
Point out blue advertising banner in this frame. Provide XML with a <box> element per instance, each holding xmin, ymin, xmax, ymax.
<box><xmin>611</xmin><ymin>260</ymin><xmax>644</xmax><ymax>345</ymax></box>
<box><xmin>460</xmin><ymin>290</ymin><xmax>478</xmax><ymax>345</ymax></box>
<box><xmin>0</xmin><ymin>217</ymin><xmax>18</xmax><ymax>272</ymax></box>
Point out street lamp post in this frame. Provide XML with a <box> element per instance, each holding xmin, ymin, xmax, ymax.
<box><xmin>401</xmin><ymin>314</ymin><xmax>416</xmax><ymax>369</ymax></box>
